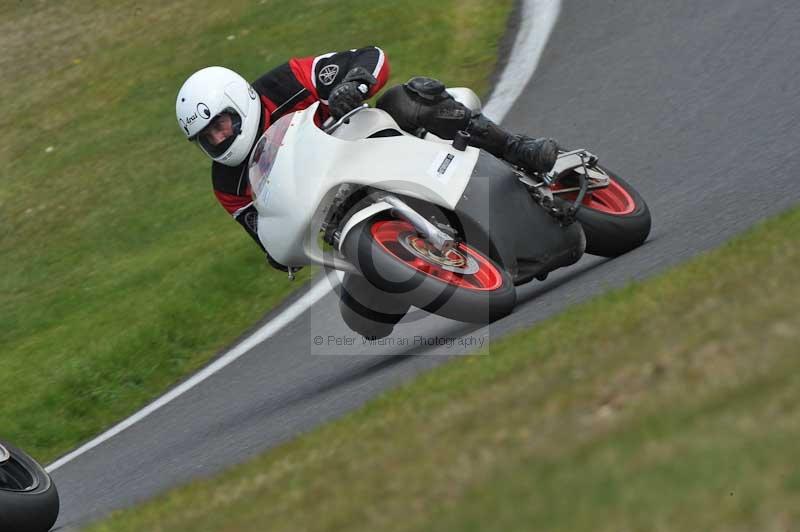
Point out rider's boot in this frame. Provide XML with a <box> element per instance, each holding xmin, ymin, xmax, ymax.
<box><xmin>466</xmin><ymin>113</ymin><xmax>559</xmax><ymax>174</ymax></box>
<box><xmin>377</xmin><ymin>78</ymin><xmax>560</xmax><ymax>174</ymax></box>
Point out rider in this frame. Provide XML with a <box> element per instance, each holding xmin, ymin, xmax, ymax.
<box><xmin>175</xmin><ymin>46</ymin><xmax>559</xmax><ymax>269</ymax></box>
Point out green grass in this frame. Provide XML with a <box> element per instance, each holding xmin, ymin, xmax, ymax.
<box><xmin>0</xmin><ymin>0</ymin><xmax>514</xmax><ymax>462</ymax></box>
<box><xmin>86</xmin><ymin>206</ymin><xmax>800</xmax><ymax>532</ymax></box>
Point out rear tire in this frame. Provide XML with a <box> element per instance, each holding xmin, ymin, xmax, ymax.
<box><xmin>0</xmin><ymin>441</ymin><xmax>60</xmax><ymax>532</ymax></box>
<box><xmin>555</xmin><ymin>170</ymin><xmax>651</xmax><ymax>257</ymax></box>
<box><xmin>343</xmin><ymin>218</ymin><xmax>516</xmax><ymax>323</ymax></box>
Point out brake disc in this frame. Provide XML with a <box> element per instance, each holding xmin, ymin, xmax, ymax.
<box><xmin>399</xmin><ymin>233</ymin><xmax>480</xmax><ymax>274</ymax></box>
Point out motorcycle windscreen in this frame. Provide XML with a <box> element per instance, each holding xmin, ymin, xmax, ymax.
<box><xmin>248</xmin><ymin>112</ymin><xmax>295</xmax><ymax>203</ymax></box>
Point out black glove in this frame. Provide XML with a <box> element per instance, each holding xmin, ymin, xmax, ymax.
<box><xmin>328</xmin><ymin>67</ymin><xmax>378</xmax><ymax>120</ymax></box>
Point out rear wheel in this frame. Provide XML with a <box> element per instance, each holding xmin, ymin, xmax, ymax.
<box><xmin>0</xmin><ymin>441</ymin><xmax>60</xmax><ymax>532</ymax></box>
<box><xmin>554</xmin><ymin>169</ymin><xmax>651</xmax><ymax>257</ymax></box>
<box><xmin>343</xmin><ymin>218</ymin><xmax>516</xmax><ymax>323</ymax></box>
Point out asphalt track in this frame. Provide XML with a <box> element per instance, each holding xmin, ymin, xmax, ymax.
<box><xmin>50</xmin><ymin>0</ymin><xmax>800</xmax><ymax>529</ymax></box>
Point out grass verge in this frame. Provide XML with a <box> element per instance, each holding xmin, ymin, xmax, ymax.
<box><xmin>87</xmin><ymin>206</ymin><xmax>800</xmax><ymax>531</ymax></box>
<box><xmin>0</xmin><ymin>0</ymin><xmax>514</xmax><ymax>462</ymax></box>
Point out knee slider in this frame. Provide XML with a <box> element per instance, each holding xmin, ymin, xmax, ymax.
<box><xmin>404</xmin><ymin>77</ymin><xmax>449</xmax><ymax>102</ymax></box>
<box><xmin>376</xmin><ymin>78</ymin><xmax>472</xmax><ymax>138</ymax></box>
<box><xmin>376</xmin><ymin>85</ymin><xmax>421</xmax><ymax>133</ymax></box>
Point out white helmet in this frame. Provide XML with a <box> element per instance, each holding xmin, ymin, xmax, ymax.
<box><xmin>176</xmin><ymin>66</ymin><xmax>262</xmax><ymax>166</ymax></box>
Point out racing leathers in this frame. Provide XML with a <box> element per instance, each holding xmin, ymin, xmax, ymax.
<box><xmin>211</xmin><ymin>46</ymin><xmax>390</xmax><ymax>269</ymax></box>
<box><xmin>377</xmin><ymin>77</ymin><xmax>559</xmax><ymax>176</ymax></box>
<box><xmin>214</xmin><ymin>48</ymin><xmax>558</xmax><ymax>272</ymax></box>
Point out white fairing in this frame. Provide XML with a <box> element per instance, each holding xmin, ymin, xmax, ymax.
<box><xmin>249</xmin><ymin>102</ymin><xmax>480</xmax><ymax>269</ymax></box>
<box><xmin>446</xmin><ymin>87</ymin><xmax>482</xmax><ymax>114</ymax></box>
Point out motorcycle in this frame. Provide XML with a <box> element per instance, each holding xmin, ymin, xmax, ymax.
<box><xmin>0</xmin><ymin>440</ymin><xmax>59</xmax><ymax>532</ymax></box>
<box><xmin>248</xmin><ymin>88</ymin><xmax>651</xmax><ymax>337</ymax></box>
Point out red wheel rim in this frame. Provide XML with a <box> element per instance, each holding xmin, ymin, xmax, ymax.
<box><xmin>553</xmin><ymin>176</ymin><xmax>636</xmax><ymax>215</ymax></box>
<box><xmin>370</xmin><ymin>220</ymin><xmax>504</xmax><ymax>291</ymax></box>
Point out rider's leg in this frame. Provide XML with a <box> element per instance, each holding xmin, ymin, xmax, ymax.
<box><xmin>376</xmin><ymin>77</ymin><xmax>559</xmax><ymax>174</ymax></box>
<box><xmin>466</xmin><ymin>114</ymin><xmax>559</xmax><ymax>175</ymax></box>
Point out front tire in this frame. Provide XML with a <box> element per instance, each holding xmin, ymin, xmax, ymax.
<box><xmin>554</xmin><ymin>170</ymin><xmax>651</xmax><ymax>257</ymax></box>
<box><xmin>0</xmin><ymin>441</ymin><xmax>60</xmax><ymax>532</ymax></box>
<box><xmin>339</xmin><ymin>273</ymin><xmax>410</xmax><ymax>340</ymax></box>
<box><xmin>343</xmin><ymin>218</ymin><xmax>516</xmax><ymax>323</ymax></box>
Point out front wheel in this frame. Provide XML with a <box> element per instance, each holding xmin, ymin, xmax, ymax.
<box><xmin>554</xmin><ymin>170</ymin><xmax>651</xmax><ymax>257</ymax></box>
<box><xmin>0</xmin><ymin>441</ymin><xmax>60</xmax><ymax>532</ymax></box>
<box><xmin>343</xmin><ymin>218</ymin><xmax>516</xmax><ymax>323</ymax></box>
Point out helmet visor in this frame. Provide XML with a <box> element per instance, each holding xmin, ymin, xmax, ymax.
<box><xmin>197</xmin><ymin>109</ymin><xmax>243</xmax><ymax>158</ymax></box>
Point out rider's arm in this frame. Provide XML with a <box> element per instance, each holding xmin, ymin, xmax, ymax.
<box><xmin>213</xmin><ymin>188</ymin><xmax>264</xmax><ymax>251</ymax></box>
<box><xmin>217</xmin><ymin>194</ymin><xmax>290</xmax><ymax>272</ymax></box>
<box><xmin>250</xmin><ymin>47</ymin><xmax>390</xmax><ymax>123</ymax></box>
<box><xmin>212</xmin><ymin>165</ymin><xmax>290</xmax><ymax>271</ymax></box>
<box><xmin>288</xmin><ymin>46</ymin><xmax>391</xmax><ymax>103</ymax></box>
<box><xmin>231</xmin><ymin>203</ymin><xmax>290</xmax><ymax>272</ymax></box>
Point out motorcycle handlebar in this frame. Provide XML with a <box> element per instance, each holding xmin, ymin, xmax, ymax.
<box><xmin>322</xmin><ymin>104</ymin><xmax>370</xmax><ymax>135</ymax></box>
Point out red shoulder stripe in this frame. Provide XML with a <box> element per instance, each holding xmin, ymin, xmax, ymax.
<box><xmin>288</xmin><ymin>56</ymin><xmax>319</xmax><ymax>100</ymax></box>
<box><xmin>214</xmin><ymin>189</ymin><xmax>252</xmax><ymax>216</ymax></box>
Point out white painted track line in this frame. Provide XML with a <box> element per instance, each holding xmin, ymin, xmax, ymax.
<box><xmin>483</xmin><ymin>0</ymin><xmax>562</xmax><ymax>122</ymax></box>
<box><xmin>47</xmin><ymin>279</ymin><xmax>332</xmax><ymax>472</ymax></box>
<box><xmin>46</xmin><ymin>0</ymin><xmax>562</xmax><ymax>473</ymax></box>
